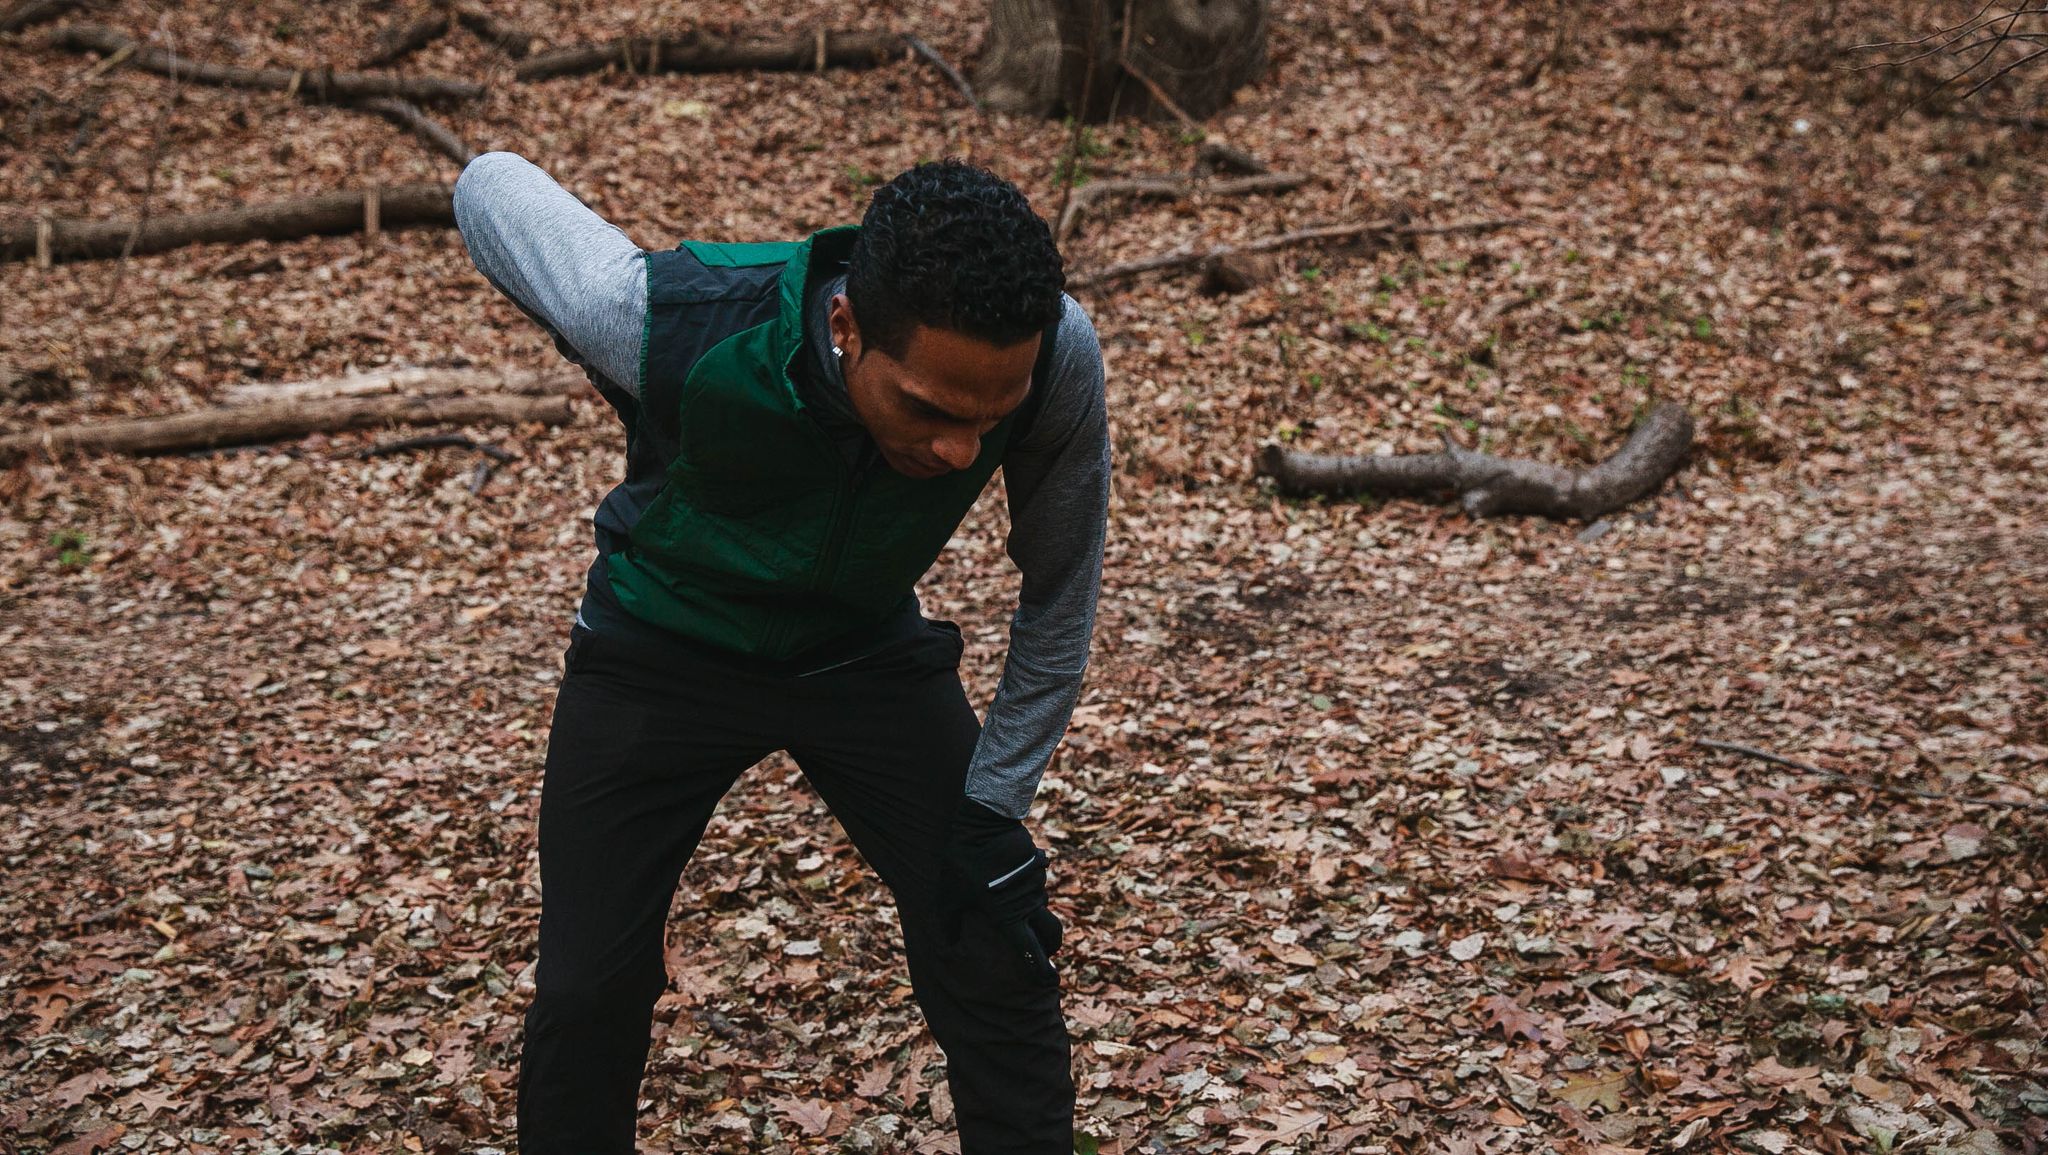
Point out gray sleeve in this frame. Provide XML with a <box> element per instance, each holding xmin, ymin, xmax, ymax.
<box><xmin>964</xmin><ymin>296</ymin><xmax>1110</xmax><ymax>820</ymax></box>
<box><xmin>452</xmin><ymin>151</ymin><xmax>648</xmax><ymax>398</ymax></box>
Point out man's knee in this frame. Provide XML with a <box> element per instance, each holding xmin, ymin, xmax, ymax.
<box><xmin>528</xmin><ymin>960</ymin><xmax>667</xmax><ymax>1028</ymax></box>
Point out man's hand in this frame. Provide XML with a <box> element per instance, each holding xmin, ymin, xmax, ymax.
<box><xmin>942</xmin><ymin>800</ymin><xmax>1064</xmax><ymax>984</ymax></box>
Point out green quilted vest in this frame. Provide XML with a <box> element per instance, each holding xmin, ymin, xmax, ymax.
<box><xmin>602</xmin><ymin>226</ymin><xmax>1045</xmax><ymax>662</ymax></box>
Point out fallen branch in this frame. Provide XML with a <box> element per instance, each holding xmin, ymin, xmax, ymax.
<box><xmin>449</xmin><ymin>2</ymin><xmax>538</xmax><ymax>59</ymax></box>
<box><xmin>350</xmin><ymin>96</ymin><xmax>474</xmax><ymax>165</ymax></box>
<box><xmin>1</xmin><ymin>184</ymin><xmax>453</xmax><ymax>264</ymax></box>
<box><xmin>0</xmin><ymin>393</ymin><xmax>572</xmax><ymax>464</ymax></box>
<box><xmin>1067</xmin><ymin>215</ymin><xmax>1522</xmax><ymax>289</ymax></box>
<box><xmin>364</xmin><ymin>9</ymin><xmax>452</xmax><ymax>68</ymax></box>
<box><xmin>1057</xmin><ymin>171</ymin><xmax>1310</xmax><ymax>241</ymax></box>
<box><xmin>1258</xmin><ymin>400</ymin><xmax>1693</xmax><ymax>521</ymax></box>
<box><xmin>905</xmin><ymin>34</ymin><xmax>975</xmax><ymax>108</ymax></box>
<box><xmin>220</xmin><ymin>366</ymin><xmax>584</xmax><ymax>406</ymax></box>
<box><xmin>360</xmin><ymin>9</ymin><xmax>450</xmax><ymax>69</ymax></box>
<box><xmin>357</xmin><ymin>432</ymin><xmax>516</xmax><ymax>462</ymax></box>
<box><xmin>1194</xmin><ymin>141</ymin><xmax>1268</xmax><ymax>175</ymax></box>
<box><xmin>516</xmin><ymin>28</ymin><xmax>903</xmax><ymax>82</ymax></box>
<box><xmin>50</xmin><ymin>24</ymin><xmax>483</xmax><ymax>103</ymax></box>
<box><xmin>1</xmin><ymin>0</ymin><xmax>80</xmax><ymax>33</ymax></box>
<box><xmin>1695</xmin><ymin>738</ymin><xmax>2048</xmax><ymax>814</ymax></box>
<box><xmin>356</xmin><ymin>431</ymin><xmax>517</xmax><ymax>492</ymax></box>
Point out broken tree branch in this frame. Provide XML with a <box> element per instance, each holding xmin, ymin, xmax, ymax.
<box><xmin>1</xmin><ymin>184</ymin><xmax>453</xmax><ymax>264</ymax></box>
<box><xmin>0</xmin><ymin>393</ymin><xmax>572</xmax><ymax>465</ymax></box>
<box><xmin>1696</xmin><ymin>738</ymin><xmax>2048</xmax><ymax>814</ymax></box>
<box><xmin>360</xmin><ymin>9</ymin><xmax>451</xmax><ymax>69</ymax></box>
<box><xmin>904</xmin><ymin>34</ymin><xmax>975</xmax><ymax>108</ymax></box>
<box><xmin>349</xmin><ymin>96</ymin><xmax>474</xmax><ymax>165</ymax></box>
<box><xmin>1058</xmin><ymin>171</ymin><xmax>1310</xmax><ymax>241</ymax></box>
<box><xmin>50</xmin><ymin>24</ymin><xmax>483</xmax><ymax>103</ymax></box>
<box><xmin>1068</xmin><ymin>215</ymin><xmax>1523</xmax><ymax>290</ymax></box>
<box><xmin>1259</xmin><ymin>400</ymin><xmax>1693</xmax><ymax>521</ymax></box>
<box><xmin>515</xmin><ymin>28</ymin><xmax>903</xmax><ymax>82</ymax></box>
<box><xmin>356</xmin><ymin>432</ymin><xmax>516</xmax><ymax>462</ymax></box>
<box><xmin>449</xmin><ymin>2</ymin><xmax>538</xmax><ymax>59</ymax></box>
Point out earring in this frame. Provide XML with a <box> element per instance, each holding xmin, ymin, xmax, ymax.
<box><xmin>832</xmin><ymin>345</ymin><xmax>843</xmax><ymax>357</ymax></box>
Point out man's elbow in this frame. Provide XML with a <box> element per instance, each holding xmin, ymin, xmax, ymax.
<box><xmin>451</xmin><ymin>151</ymin><xmax>522</xmax><ymax>230</ymax></box>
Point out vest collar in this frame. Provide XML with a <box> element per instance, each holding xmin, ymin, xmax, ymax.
<box><xmin>778</xmin><ymin>225</ymin><xmax>861</xmax><ymax>409</ymax></box>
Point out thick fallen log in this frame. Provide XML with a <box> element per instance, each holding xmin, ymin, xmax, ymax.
<box><xmin>1068</xmin><ymin>216</ymin><xmax>1523</xmax><ymax>290</ymax></box>
<box><xmin>0</xmin><ymin>393</ymin><xmax>573</xmax><ymax>464</ymax></box>
<box><xmin>50</xmin><ymin>24</ymin><xmax>484</xmax><ymax>103</ymax></box>
<box><xmin>1</xmin><ymin>0</ymin><xmax>80</xmax><ymax>33</ymax></box>
<box><xmin>219</xmin><ymin>366</ymin><xmax>585</xmax><ymax>406</ymax></box>
<box><xmin>1257</xmin><ymin>401</ymin><xmax>1695</xmax><ymax>521</ymax></box>
<box><xmin>516</xmin><ymin>28</ymin><xmax>904</xmax><ymax>82</ymax></box>
<box><xmin>0</xmin><ymin>185</ymin><xmax>453</xmax><ymax>264</ymax></box>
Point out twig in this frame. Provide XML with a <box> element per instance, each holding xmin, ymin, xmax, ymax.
<box><xmin>356</xmin><ymin>432</ymin><xmax>515</xmax><ymax>493</ymax></box>
<box><xmin>1118</xmin><ymin>54</ymin><xmax>1198</xmax><ymax>130</ymax></box>
<box><xmin>1987</xmin><ymin>890</ymin><xmax>2048</xmax><ymax>994</ymax></box>
<box><xmin>1058</xmin><ymin>171</ymin><xmax>1309</xmax><ymax>242</ymax></box>
<box><xmin>354</xmin><ymin>433</ymin><xmax>515</xmax><ymax>462</ymax></box>
<box><xmin>349</xmin><ymin>96</ymin><xmax>474</xmax><ymax>165</ymax></box>
<box><xmin>1068</xmin><ymin>216</ymin><xmax>1523</xmax><ymax>290</ymax></box>
<box><xmin>1695</xmin><ymin>738</ymin><xmax>2048</xmax><ymax>814</ymax></box>
<box><xmin>904</xmin><ymin>34</ymin><xmax>975</xmax><ymax>108</ymax></box>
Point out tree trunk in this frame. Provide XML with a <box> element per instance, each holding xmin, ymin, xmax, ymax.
<box><xmin>978</xmin><ymin>0</ymin><xmax>1268</xmax><ymax>122</ymax></box>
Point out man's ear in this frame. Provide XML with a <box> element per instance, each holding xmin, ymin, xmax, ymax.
<box><xmin>828</xmin><ymin>293</ymin><xmax>860</xmax><ymax>358</ymax></box>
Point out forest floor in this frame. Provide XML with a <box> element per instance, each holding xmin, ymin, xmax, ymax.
<box><xmin>2</xmin><ymin>1</ymin><xmax>2045</xmax><ymax>1153</ymax></box>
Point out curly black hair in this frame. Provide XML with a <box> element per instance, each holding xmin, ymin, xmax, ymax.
<box><xmin>845</xmin><ymin>159</ymin><xmax>1065</xmax><ymax>359</ymax></box>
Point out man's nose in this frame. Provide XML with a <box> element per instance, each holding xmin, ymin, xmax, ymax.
<box><xmin>933</xmin><ymin>430</ymin><xmax>981</xmax><ymax>470</ymax></box>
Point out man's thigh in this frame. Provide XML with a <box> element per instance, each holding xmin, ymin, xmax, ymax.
<box><xmin>535</xmin><ymin>626</ymin><xmax>781</xmax><ymax>978</ymax></box>
<box><xmin>784</xmin><ymin>619</ymin><xmax>981</xmax><ymax>900</ymax></box>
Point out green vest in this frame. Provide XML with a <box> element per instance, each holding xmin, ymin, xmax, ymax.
<box><xmin>601</xmin><ymin>226</ymin><xmax>1045</xmax><ymax>662</ymax></box>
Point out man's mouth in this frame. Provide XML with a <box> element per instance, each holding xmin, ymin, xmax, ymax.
<box><xmin>888</xmin><ymin>451</ymin><xmax>949</xmax><ymax>479</ymax></box>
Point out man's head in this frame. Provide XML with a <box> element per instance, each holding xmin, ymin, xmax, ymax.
<box><xmin>830</xmin><ymin>160</ymin><xmax>1065</xmax><ymax>479</ymax></box>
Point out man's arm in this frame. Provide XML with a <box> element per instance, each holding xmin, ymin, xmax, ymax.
<box><xmin>452</xmin><ymin>151</ymin><xmax>647</xmax><ymax>400</ymax></box>
<box><xmin>963</xmin><ymin>296</ymin><xmax>1110</xmax><ymax>820</ymax></box>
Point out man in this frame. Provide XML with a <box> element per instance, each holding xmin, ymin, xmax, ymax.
<box><xmin>454</xmin><ymin>151</ymin><xmax>1108</xmax><ymax>1154</ymax></box>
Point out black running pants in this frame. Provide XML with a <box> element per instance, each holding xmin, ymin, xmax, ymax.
<box><xmin>516</xmin><ymin>618</ymin><xmax>1074</xmax><ymax>1154</ymax></box>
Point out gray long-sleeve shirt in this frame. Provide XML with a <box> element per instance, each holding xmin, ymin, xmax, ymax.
<box><xmin>453</xmin><ymin>152</ymin><xmax>1108</xmax><ymax>819</ymax></box>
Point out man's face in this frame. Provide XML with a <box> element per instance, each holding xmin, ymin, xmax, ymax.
<box><xmin>829</xmin><ymin>294</ymin><xmax>1038</xmax><ymax>479</ymax></box>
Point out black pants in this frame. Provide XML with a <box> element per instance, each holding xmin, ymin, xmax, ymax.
<box><xmin>517</xmin><ymin>618</ymin><xmax>1074</xmax><ymax>1154</ymax></box>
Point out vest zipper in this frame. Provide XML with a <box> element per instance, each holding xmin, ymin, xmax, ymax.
<box><xmin>814</xmin><ymin>444</ymin><xmax>877</xmax><ymax>594</ymax></box>
<box><xmin>762</xmin><ymin>429</ymin><xmax>872</xmax><ymax>659</ymax></box>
